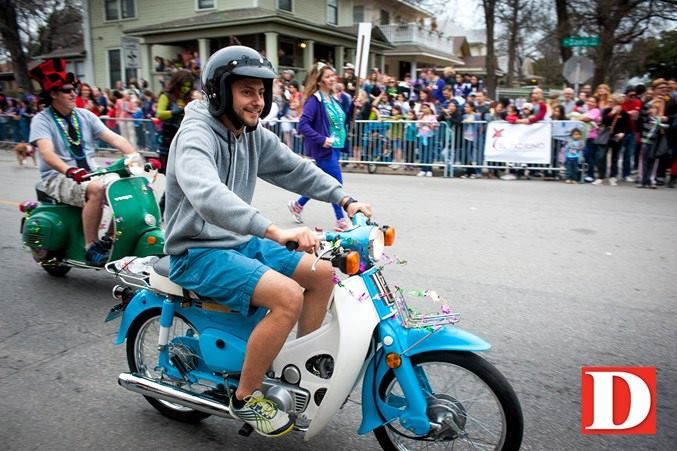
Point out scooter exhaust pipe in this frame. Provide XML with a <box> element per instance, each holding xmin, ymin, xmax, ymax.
<box><xmin>118</xmin><ymin>372</ymin><xmax>232</xmax><ymax>418</ymax></box>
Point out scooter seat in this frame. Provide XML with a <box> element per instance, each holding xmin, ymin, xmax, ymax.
<box><xmin>149</xmin><ymin>256</ymin><xmax>194</xmax><ymax>298</ymax></box>
<box><xmin>148</xmin><ymin>256</ymin><xmax>237</xmax><ymax>313</ymax></box>
<box><xmin>35</xmin><ymin>183</ymin><xmax>58</xmax><ymax>204</ymax></box>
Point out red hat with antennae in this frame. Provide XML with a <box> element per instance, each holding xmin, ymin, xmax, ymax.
<box><xmin>29</xmin><ymin>58</ymin><xmax>79</xmax><ymax>92</ymax></box>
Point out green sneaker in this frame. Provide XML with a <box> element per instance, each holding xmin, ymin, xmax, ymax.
<box><xmin>229</xmin><ymin>390</ymin><xmax>294</xmax><ymax>437</ymax></box>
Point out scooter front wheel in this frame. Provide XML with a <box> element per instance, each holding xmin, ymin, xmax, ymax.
<box><xmin>374</xmin><ymin>351</ymin><xmax>523</xmax><ymax>451</ymax></box>
<box><xmin>126</xmin><ymin>309</ymin><xmax>211</xmax><ymax>424</ymax></box>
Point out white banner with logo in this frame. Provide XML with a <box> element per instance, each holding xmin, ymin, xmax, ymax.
<box><xmin>483</xmin><ymin>122</ymin><xmax>551</xmax><ymax>164</ymax></box>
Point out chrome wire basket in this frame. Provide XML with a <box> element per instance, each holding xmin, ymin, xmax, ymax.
<box><xmin>392</xmin><ymin>290</ymin><xmax>460</xmax><ymax>329</ymax></box>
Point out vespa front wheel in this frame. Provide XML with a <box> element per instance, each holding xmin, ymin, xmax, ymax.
<box><xmin>374</xmin><ymin>351</ymin><xmax>523</xmax><ymax>451</ymax></box>
<box><xmin>126</xmin><ymin>309</ymin><xmax>211</xmax><ymax>424</ymax></box>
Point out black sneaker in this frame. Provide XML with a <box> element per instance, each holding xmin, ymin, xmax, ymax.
<box><xmin>229</xmin><ymin>390</ymin><xmax>294</xmax><ymax>438</ymax></box>
<box><xmin>85</xmin><ymin>239</ymin><xmax>112</xmax><ymax>267</ymax></box>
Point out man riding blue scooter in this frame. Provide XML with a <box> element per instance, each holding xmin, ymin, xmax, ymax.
<box><xmin>163</xmin><ymin>45</ymin><xmax>372</xmax><ymax>437</ymax></box>
<box><xmin>28</xmin><ymin>58</ymin><xmax>139</xmax><ymax>266</ymax></box>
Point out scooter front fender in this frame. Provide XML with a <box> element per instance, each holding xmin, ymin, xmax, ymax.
<box><xmin>358</xmin><ymin>326</ymin><xmax>490</xmax><ymax>435</ymax></box>
<box><xmin>114</xmin><ymin>289</ymin><xmax>165</xmax><ymax>345</ymax></box>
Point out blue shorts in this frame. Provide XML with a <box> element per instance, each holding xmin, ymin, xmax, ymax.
<box><xmin>168</xmin><ymin>237</ymin><xmax>303</xmax><ymax>317</ymax></box>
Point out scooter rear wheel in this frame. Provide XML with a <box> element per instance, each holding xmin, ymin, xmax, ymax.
<box><xmin>31</xmin><ymin>250</ymin><xmax>71</xmax><ymax>277</ymax></box>
<box><xmin>374</xmin><ymin>351</ymin><xmax>523</xmax><ymax>451</ymax></box>
<box><xmin>126</xmin><ymin>309</ymin><xmax>211</xmax><ymax>424</ymax></box>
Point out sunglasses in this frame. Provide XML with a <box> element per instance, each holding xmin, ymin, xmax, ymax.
<box><xmin>58</xmin><ymin>87</ymin><xmax>76</xmax><ymax>94</ymax></box>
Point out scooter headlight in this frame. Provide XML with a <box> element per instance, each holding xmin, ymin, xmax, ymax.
<box><xmin>369</xmin><ymin>227</ymin><xmax>385</xmax><ymax>261</ymax></box>
<box><xmin>126</xmin><ymin>152</ymin><xmax>145</xmax><ymax>176</ymax></box>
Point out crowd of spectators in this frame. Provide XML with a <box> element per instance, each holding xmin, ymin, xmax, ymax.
<box><xmin>1</xmin><ymin>55</ymin><xmax>675</xmax><ymax>186</ymax></box>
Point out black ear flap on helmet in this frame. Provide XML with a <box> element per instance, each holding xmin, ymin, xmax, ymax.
<box><xmin>202</xmin><ymin>46</ymin><xmax>277</xmax><ymax>128</ymax></box>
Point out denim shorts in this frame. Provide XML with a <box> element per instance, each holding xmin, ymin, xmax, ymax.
<box><xmin>168</xmin><ymin>237</ymin><xmax>303</xmax><ymax>317</ymax></box>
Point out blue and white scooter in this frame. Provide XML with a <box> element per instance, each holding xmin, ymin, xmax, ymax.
<box><xmin>105</xmin><ymin>213</ymin><xmax>523</xmax><ymax>450</ymax></box>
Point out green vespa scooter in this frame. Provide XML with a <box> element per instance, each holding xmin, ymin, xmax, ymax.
<box><xmin>19</xmin><ymin>155</ymin><xmax>165</xmax><ymax>276</ymax></box>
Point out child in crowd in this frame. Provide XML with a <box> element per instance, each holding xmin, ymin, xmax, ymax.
<box><xmin>403</xmin><ymin>110</ymin><xmax>418</xmax><ymax>171</ymax></box>
<box><xmin>416</xmin><ymin>103</ymin><xmax>438</xmax><ymax>176</ymax></box>
<box><xmin>505</xmin><ymin>104</ymin><xmax>520</xmax><ymax>123</ymax></box>
<box><xmin>385</xmin><ymin>105</ymin><xmax>404</xmax><ymax>168</ymax></box>
<box><xmin>461</xmin><ymin>102</ymin><xmax>480</xmax><ymax>178</ymax></box>
<box><xmin>563</xmin><ymin>128</ymin><xmax>585</xmax><ymax>183</ymax></box>
<box><xmin>638</xmin><ymin>101</ymin><xmax>669</xmax><ymax>189</ymax></box>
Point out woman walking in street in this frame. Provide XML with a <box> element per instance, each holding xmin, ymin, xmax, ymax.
<box><xmin>288</xmin><ymin>63</ymin><xmax>351</xmax><ymax>231</ymax></box>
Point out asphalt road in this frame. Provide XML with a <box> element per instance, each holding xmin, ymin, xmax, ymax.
<box><xmin>0</xmin><ymin>150</ymin><xmax>675</xmax><ymax>450</ymax></box>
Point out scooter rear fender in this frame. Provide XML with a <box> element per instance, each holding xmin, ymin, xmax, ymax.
<box><xmin>114</xmin><ymin>290</ymin><xmax>165</xmax><ymax>345</ymax></box>
<box><xmin>358</xmin><ymin>326</ymin><xmax>490</xmax><ymax>435</ymax></box>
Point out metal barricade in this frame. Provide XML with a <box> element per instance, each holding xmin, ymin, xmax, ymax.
<box><xmin>7</xmin><ymin>112</ymin><xmax>585</xmax><ymax>179</ymax></box>
<box><xmin>97</xmin><ymin>116</ymin><xmax>161</xmax><ymax>154</ymax></box>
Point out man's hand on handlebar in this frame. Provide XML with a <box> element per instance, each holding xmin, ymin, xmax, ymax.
<box><xmin>65</xmin><ymin>167</ymin><xmax>90</xmax><ymax>184</ymax></box>
<box><xmin>265</xmin><ymin>224</ymin><xmax>320</xmax><ymax>253</ymax></box>
<box><xmin>345</xmin><ymin>201</ymin><xmax>373</xmax><ymax>219</ymax></box>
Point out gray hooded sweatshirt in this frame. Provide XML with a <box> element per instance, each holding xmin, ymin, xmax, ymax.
<box><xmin>164</xmin><ymin>100</ymin><xmax>347</xmax><ymax>255</ymax></box>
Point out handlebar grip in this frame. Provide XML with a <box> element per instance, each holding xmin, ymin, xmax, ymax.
<box><xmin>286</xmin><ymin>241</ymin><xmax>299</xmax><ymax>251</ymax></box>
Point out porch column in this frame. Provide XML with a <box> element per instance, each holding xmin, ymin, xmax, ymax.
<box><xmin>334</xmin><ymin>45</ymin><xmax>344</xmax><ymax>71</ymax></box>
<box><xmin>304</xmin><ymin>40</ymin><xmax>315</xmax><ymax>68</ymax></box>
<box><xmin>265</xmin><ymin>32</ymin><xmax>279</xmax><ymax>68</ymax></box>
<box><xmin>346</xmin><ymin>48</ymin><xmax>356</xmax><ymax>66</ymax></box>
<box><xmin>198</xmin><ymin>38</ymin><xmax>210</xmax><ymax>70</ymax></box>
<box><xmin>410</xmin><ymin>60</ymin><xmax>417</xmax><ymax>79</ymax></box>
<box><xmin>139</xmin><ymin>42</ymin><xmax>152</xmax><ymax>91</ymax></box>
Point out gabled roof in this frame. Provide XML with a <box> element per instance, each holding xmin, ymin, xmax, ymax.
<box><xmin>32</xmin><ymin>45</ymin><xmax>86</xmax><ymax>61</ymax></box>
<box><xmin>124</xmin><ymin>7</ymin><xmax>392</xmax><ymax>48</ymax></box>
<box><xmin>459</xmin><ymin>55</ymin><xmax>504</xmax><ymax>77</ymax></box>
<box><xmin>450</xmin><ymin>37</ymin><xmax>471</xmax><ymax>58</ymax></box>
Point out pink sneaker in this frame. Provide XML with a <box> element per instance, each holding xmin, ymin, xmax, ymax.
<box><xmin>334</xmin><ymin>217</ymin><xmax>352</xmax><ymax>232</ymax></box>
<box><xmin>287</xmin><ymin>200</ymin><xmax>304</xmax><ymax>224</ymax></box>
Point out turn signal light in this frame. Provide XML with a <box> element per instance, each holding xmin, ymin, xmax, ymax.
<box><xmin>19</xmin><ymin>200</ymin><xmax>38</xmax><ymax>213</ymax></box>
<box><xmin>385</xmin><ymin>352</ymin><xmax>402</xmax><ymax>368</ymax></box>
<box><xmin>146</xmin><ymin>235</ymin><xmax>157</xmax><ymax>245</ymax></box>
<box><xmin>383</xmin><ymin>227</ymin><xmax>395</xmax><ymax>246</ymax></box>
<box><xmin>344</xmin><ymin>251</ymin><xmax>360</xmax><ymax>275</ymax></box>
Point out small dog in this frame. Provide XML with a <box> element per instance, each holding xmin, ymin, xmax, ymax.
<box><xmin>15</xmin><ymin>142</ymin><xmax>37</xmax><ymax>166</ymax></box>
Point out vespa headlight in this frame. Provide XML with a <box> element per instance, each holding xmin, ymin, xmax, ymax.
<box><xmin>369</xmin><ymin>227</ymin><xmax>385</xmax><ymax>261</ymax></box>
<box><xmin>125</xmin><ymin>152</ymin><xmax>145</xmax><ymax>176</ymax></box>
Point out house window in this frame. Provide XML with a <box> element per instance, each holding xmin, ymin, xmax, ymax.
<box><xmin>105</xmin><ymin>0</ymin><xmax>136</xmax><ymax>21</ymax></box>
<box><xmin>278</xmin><ymin>0</ymin><xmax>292</xmax><ymax>12</ymax></box>
<box><xmin>353</xmin><ymin>5</ymin><xmax>364</xmax><ymax>23</ymax></box>
<box><xmin>107</xmin><ymin>49</ymin><xmax>122</xmax><ymax>87</ymax></box>
<box><xmin>380</xmin><ymin>10</ymin><xmax>390</xmax><ymax>25</ymax></box>
<box><xmin>197</xmin><ymin>0</ymin><xmax>215</xmax><ymax>10</ymax></box>
<box><xmin>327</xmin><ymin>0</ymin><xmax>338</xmax><ymax>25</ymax></box>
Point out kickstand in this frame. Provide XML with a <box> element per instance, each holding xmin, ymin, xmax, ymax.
<box><xmin>238</xmin><ymin>423</ymin><xmax>254</xmax><ymax>437</ymax></box>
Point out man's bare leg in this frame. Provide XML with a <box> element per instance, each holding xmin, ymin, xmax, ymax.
<box><xmin>292</xmin><ymin>254</ymin><xmax>334</xmax><ymax>337</ymax></box>
<box><xmin>83</xmin><ymin>181</ymin><xmax>105</xmax><ymax>246</ymax></box>
<box><xmin>235</xmin><ymin>270</ymin><xmax>303</xmax><ymax>400</ymax></box>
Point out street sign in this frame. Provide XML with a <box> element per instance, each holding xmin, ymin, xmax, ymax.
<box><xmin>121</xmin><ymin>37</ymin><xmax>141</xmax><ymax>69</ymax></box>
<box><xmin>562</xmin><ymin>36</ymin><xmax>600</xmax><ymax>48</ymax></box>
<box><xmin>563</xmin><ymin>55</ymin><xmax>594</xmax><ymax>92</ymax></box>
<box><xmin>354</xmin><ymin>23</ymin><xmax>372</xmax><ymax>80</ymax></box>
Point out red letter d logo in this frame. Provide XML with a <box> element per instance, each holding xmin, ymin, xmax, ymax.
<box><xmin>581</xmin><ymin>366</ymin><xmax>656</xmax><ymax>434</ymax></box>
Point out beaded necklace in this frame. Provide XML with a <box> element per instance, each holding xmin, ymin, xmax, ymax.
<box><xmin>50</xmin><ymin>107</ymin><xmax>86</xmax><ymax>161</ymax></box>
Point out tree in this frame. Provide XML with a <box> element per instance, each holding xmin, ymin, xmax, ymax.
<box><xmin>0</xmin><ymin>0</ymin><xmax>82</xmax><ymax>93</ymax></box>
<box><xmin>557</xmin><ymin>0</ymin><xmax>677</xmax><ymax>87</ymax></box>
<box><xmin>481</xmin><ymin>0</ymin><xmax>498</xmax><ymax>98</ymax></box>
<box><xmin>0</xmin><ymin>0</ymin><xmax>32</xmax><ymax>92</ymax></box>
<box><xmin>645</xmin><ymin>30</ymin><xmax>677</xmax><ymax>79</ymax></box>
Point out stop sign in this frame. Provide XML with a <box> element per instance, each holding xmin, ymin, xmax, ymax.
<box><xmin>563</xmin><ymin>55</ymin><xmax>594</xmax><ymax>85</ymax></box>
